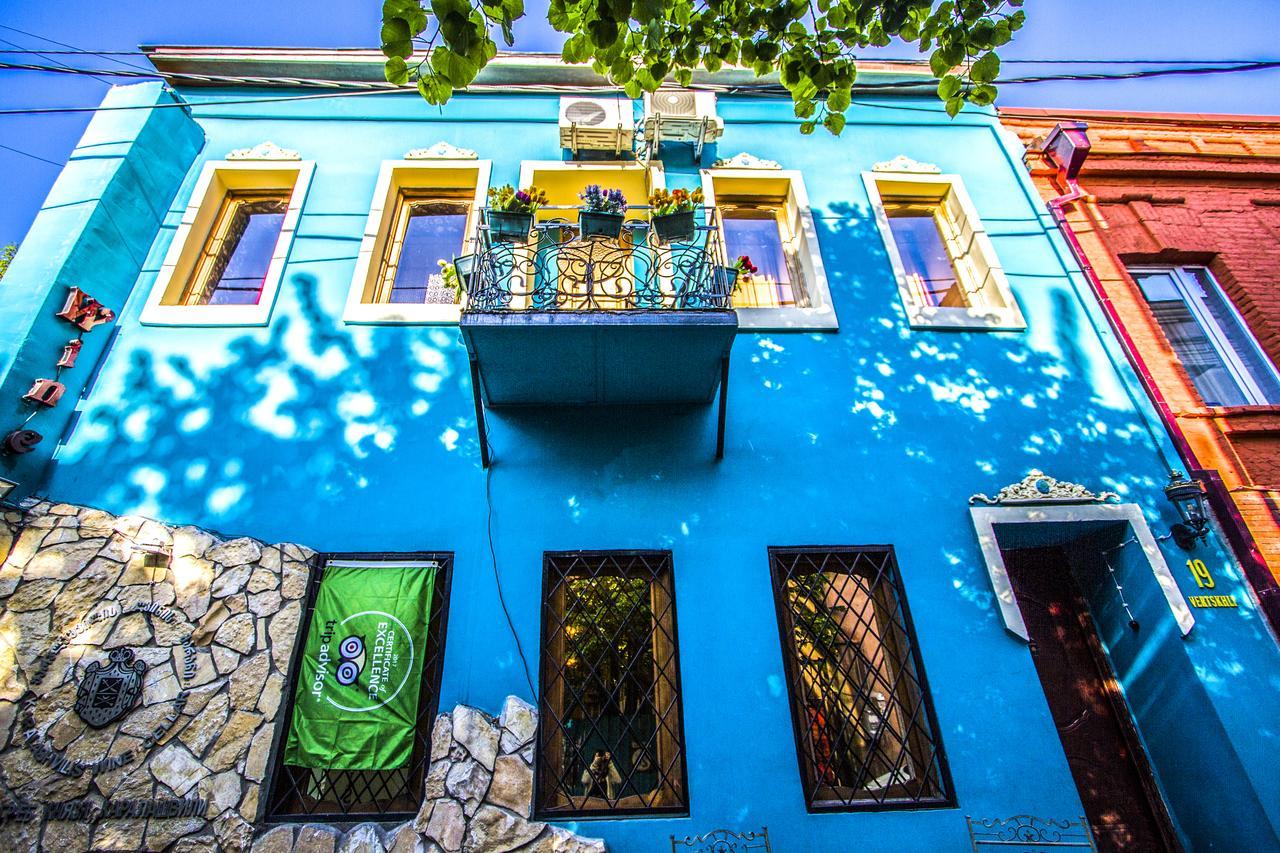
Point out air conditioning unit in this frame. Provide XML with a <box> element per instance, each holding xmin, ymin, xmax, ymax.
<box><xmin>558</xmin><ymin>96</ymin><xmax>634</xmax><ymax>154</ymax></box>
<box><xmin>643</xmin><ymin>90</ymin><xmax>724</xmax><ymax>145</ymax></box>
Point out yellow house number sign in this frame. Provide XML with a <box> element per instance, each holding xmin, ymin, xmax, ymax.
<box><xmin>1186</xmin><ymin>559</ymin><xmax>1238</xmax><ymax>608</ymax></box>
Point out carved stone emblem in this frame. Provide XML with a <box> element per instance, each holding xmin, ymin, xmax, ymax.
<box><xmin>872</xmin><ymin>154</ymin><xmax>942</xmax><ymax>174</ymax></box>
<box><xmin>405</xmin><ymin>141</ymin><xmax>478</xmax><ymax>160</ymax></box>
<box><xmin>73</xmin><ymin>648</ymin><xmax>146</xmax><ymax>729</ymax></box>
<box><xmin>226</xmin><ymin>141</ymin><xmax>301</xmax><ymax>161</ymax></box>
<box><xmin>969</xmin><ymin>469</ymin><xmax>1121</xmax><ymax>506</ymax></box>
<box><xmin>712</xmin><ymin>151</ymin><xmax>781</xmax><ymax>169</ymax></box>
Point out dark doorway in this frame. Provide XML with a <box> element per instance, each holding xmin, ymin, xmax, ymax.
<box><xmin>1002</xmin><ymin>546</ymin><xmax>1180</xmax><ymax>853</ymax></box>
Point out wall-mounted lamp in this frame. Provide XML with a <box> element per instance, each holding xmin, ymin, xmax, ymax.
<box><xmin>1164</xmin><ymin>470</ymin><xmax>1209</xmax><ymax>550</ymax></box>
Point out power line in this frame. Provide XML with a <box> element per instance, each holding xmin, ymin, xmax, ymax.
<box><xmin>1</xmin><ymin>58</ymin><xmax>1279</xmax><ymax>118</ymax></box>
<box><xmin>0</xmin><ymin>35</ymin><xmax>113</xmax><ymax>87</ymax></box>
<box><xmin>0</xmin><ymin>49</ymin><xmax>149</xmax><ymax>56</ymax></box>
<box><xmin>1</xmin><ymin>45</ymin><xmax>1280</xmax><ymax>65</ymax></box>
<box><xmin>0</xmin><ymin>141</ymin><xmax>63</xmax><ymax>167</ymax></box>
<box><xmin>4</xmin><ymin>57</ymin><xmax>1280</xmax><ymax>91</ymax></box>
<box><xmin>0</xmin><ymin>23</ymin><xmax>153</xmax><ymax>72</ymax></box>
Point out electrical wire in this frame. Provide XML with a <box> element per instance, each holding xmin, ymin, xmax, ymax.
<box><xmin>0</xmin><ymin>36</ymin><xmax>113</xmax><ymax>86</ymax></box>
<box><xmin>0</xmin><ymin>23</ymin><xmax>154</xmax><ymax>72</ymax></box>
<box><xmin>0</xmin><ymin>141</ymin><xmax>62</xmax><ymax>167</ymax></box>
<box><xmin>0</xmin><ymin>45</ymin><xmax>1278</xmax><ymax>65</ymax></box>
<box><xmin>3</xmin><ymin>57</ymin><xmax>1280</xmax><ymax>95</ymax></box>
<box><xmin>483</xmin><ymin>439</ymin><xmax>537</xmax><ymax>700</ymax></box>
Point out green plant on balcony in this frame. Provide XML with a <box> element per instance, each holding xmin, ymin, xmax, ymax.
<box><xmin>578</xmin><ymin>184</ymin><xmax>628</xmax><ymax>241</ymax></box>
<box><xmin>486</xmin><ymin>184</ymin><xmax>547</xmax><ymax>243</ymax></box>
<box><xmin>437</xmin><ymin>259</ymin><xmax>463</xmax><ymax>301</ymax></box>
<box><xmin>648</xmin><ymin>187</ymin><xmax>704</xmax><ymax>244</ymax></box>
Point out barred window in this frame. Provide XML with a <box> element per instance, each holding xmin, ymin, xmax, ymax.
<box><xmin>769</xmin><ymin>547</ymin><xmax>951</xmax><ymax>811</ymax></box>
<box><xmin>536</xmin><ymin>551</ymin><xmax>688</xmax><ymax>817</ymax></box>
<box><xmin>265</xmin><ymin>554</ymin><xmax>451</xmax><ymax>821</ymax></box>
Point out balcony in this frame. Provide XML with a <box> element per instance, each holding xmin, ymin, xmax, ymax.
<box><xmin>458</xmin><ymin>207</ymin><xmax>738</xmax><ymax>464</ymax></box>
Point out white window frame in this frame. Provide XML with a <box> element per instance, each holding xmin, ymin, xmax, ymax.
<box><xmin>140</xmin><ymin>159</ymin><xmax>314</xmax><ymax>327</ymax></box>
<box><xmin>344</xmin><ymin>159</ymin><xmax>492</xmax><ymax>325</ymax></box>
<box><xmin>1130</xmin><ymin>264</ymin><xmax>1280</xmax><ymax>406</ymax></box>
<box><xmin>863</xmin><ymin>169</ymin><xmax>1024</xmax><ymax>331</ymax></box>
<box><xmin>700</xmin><ymin>168</ymin><xmax>837</xmax><ymax>331</ymax></box>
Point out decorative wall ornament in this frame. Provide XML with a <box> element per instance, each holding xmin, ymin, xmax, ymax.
<box><xmin>969</xmin><ymin>470</ymin><xmax>1121</xmax><ymax>506</ymax></box>
<box><xmin>73</xmin><ymin>648</ymin><xmax>146</xmax><ymax>728</ymax></box>
<box><xmin>226</xmin><ymin>140</ymin><xmax>301</xmax><ymax>161</ymax></box>
<box><xmin>405</xmin><ymin>141</ymin><xmax>478</xmax><ymax>160</ymax></box>
<box><xmin>56</xmin><ymin>288</ymin><xmax>115</xmax><ymax>331</ymax></box>
<box><xmin>872</xmin><ymin>154</ymin><xmax>943</xmax><ymax>174</ymax></box>
<box><xmin>713</xmin><ymin>152</ymin><xmax>782</xmax><ymax>169</ymax></box>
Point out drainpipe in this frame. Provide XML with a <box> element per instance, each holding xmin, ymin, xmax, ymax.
<box><xmin>1035</xmin><ymin>122</ymin><xmax>1280</xmax><ymax>636</ymax></box>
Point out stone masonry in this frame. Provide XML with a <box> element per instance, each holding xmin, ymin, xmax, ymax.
<box><xmin>0</xmin><ymin>500</ymin><xmax>603</xmax><ymax>853</ymax></box>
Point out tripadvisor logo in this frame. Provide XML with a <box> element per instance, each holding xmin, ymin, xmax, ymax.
<box><xmin>309</xmin><ymin>610</ymin><xmax>415</xmax><ymax>713</ymax></box>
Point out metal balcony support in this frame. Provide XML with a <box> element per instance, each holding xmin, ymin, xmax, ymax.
<box><xmin>468</xmin><ymin>354</ymin><xmax>491</xmax><ymax>469</ymax></box>
<box><xmin>716</xmin><ymin>353</ymin><xmax>729</xmax><ymax>461</ymax></box>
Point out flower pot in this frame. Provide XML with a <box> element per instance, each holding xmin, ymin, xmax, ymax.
<box><xmin>652</xmin><ymin>209</ymin><xmax>697</xmax><ymax>244</ymax></box>
<box><xmin>709</xmin><ymin>265</ymin><xmax>739</xmax><ymax>307</ymax></box>
<box><xmin>488</xmin><ymin>210</ymin><xmax>533</xmax><ymax>243</ymax></box>
<box><xmin>578</xmin><ymin>210</ymin><xmax>625</xmax><ymax>240</ymax></box>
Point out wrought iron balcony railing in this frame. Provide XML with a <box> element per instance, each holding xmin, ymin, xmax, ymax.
<box><xmin>460</xmin><ymin>206</ymin><xmax>734</xmax><ymax>312</ymax></box>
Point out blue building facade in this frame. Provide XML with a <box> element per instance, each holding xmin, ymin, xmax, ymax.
<box><xmin>1</xmin><ymin>50</ymin><xmax>1278</xmax><ymax>851</ymax></box>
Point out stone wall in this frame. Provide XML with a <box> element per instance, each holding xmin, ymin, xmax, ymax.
<box><xmin>0</xmin><ymin>501</ymin><xmax>603</xmax><ymax>853</ymax></box>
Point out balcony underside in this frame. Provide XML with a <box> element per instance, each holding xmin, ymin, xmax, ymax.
<box><xmin>461</xmin><ymin>310</ymin><xmax>737</xmax><ymax>406</ymax></box>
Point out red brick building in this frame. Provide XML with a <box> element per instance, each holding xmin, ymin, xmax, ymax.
<box><xmin>1003</xmin><ymin>108</ymin><xmax>1280</xmax><ymax>608</ymax></box>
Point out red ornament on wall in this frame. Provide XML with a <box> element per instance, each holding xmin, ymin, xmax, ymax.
<box><xmin>57</xmin><ymin>287</ymin><xmax>115</xmax><ymax>332</ymax></box>
<box><xmin>57</xmin><ymin>339</ymin><xmax>83</xmax><ymax>369</ymax></box>
<box><xmin>23</xmin><ymin>379</ymin><xmax>66</xmax><ymax>408</ymax></box>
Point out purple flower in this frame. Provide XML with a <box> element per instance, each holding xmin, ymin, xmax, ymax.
<box><xmin>515</xmin><ymin>191</ymin><xmax>531</xmax><ymax>204</ymax></box>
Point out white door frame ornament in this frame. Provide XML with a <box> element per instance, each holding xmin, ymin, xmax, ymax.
<box><xmin>969</xmin><ymin>471</ymin><xmax>1195</xmax><ymax>641</ymax></box>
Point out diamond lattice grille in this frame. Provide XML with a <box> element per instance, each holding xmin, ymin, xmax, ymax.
<box><xmin>769</xmin><ymin>547</ymin><xmax>951</xmax><ymax>810</ymax></box>
<box><xmin>265</xmin><ymin>554</ymin><xmax>452</xmax><ymax>821</ymax></box>
<box><xmin>536</xmin><ymin>551</ymin><xmax>688</xmax><ymax>817</ymax></box>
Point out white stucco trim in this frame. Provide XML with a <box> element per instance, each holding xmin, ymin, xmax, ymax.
<box><xmin>342</xmin><ymin>158</ymin><xmax>492</xmax><ymax>325</ymax></box>
<box><xmin>863</xmin><ymin>169</ymin><xmax>1025</xmax><ymax>332</ymax></box>
<box><xmin>700</xmin><ymin>168</ymin><xmax>838</xmax><ymax>331</ymax></box>
<box><xmin>140</xmin><ymin>159</ymin><xmax>314</xmax><ymax>327</ymax></box>
<box><xmin>970</xmin><ymin>502</ymin><xmax>1195</xmax><ymax>641</ymax></box>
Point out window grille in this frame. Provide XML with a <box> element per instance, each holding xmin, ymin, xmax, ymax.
<box><xmin>264</xmin><ymin>553</ymin><xmax>452</xmax><ymax>822</ymax></box>
<box><xmin>536</xmin><ymin>550</ymin><xmax>689</xmax><ymax>817</ymax></box>
<box><xmin>768</xmin><ymin>546</ymin><xmax>952</xmax><ymax>811</ymax></box>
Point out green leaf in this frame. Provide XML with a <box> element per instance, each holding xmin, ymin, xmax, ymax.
<box><xmin>793</xmin><ymin>98</ymin><xmax>816</xmax><ymax>119</ymax></box>
<box><xmin>384</xmin><ymin>56</ymin><xmax>410</xmax><ymax>85</ymax></box>
<box><xmin>799</xmin><ymin>120</ymin><xmax>816</xmax><ymax>135</ymax></box>
<box><xmin>381</xmin><ymin>18</ymin><xmax>411</xmax><ymax>46</ymax></box>
<box><xmin>417</xmin><ymin>74</ymin><xmax>454</xmax><ymax>105</ymax></box>
<box><xmin>937</xmin><ymin>74</ymin><xmax>961</xmax><ymax>99</ymax></box>
<box><xmin>945</xmin><ymin>96</ymin><xmax>964</xmax><ymax>118</ymax></box>
<box><xmin>674</xmin><ymin>67</ymin><xmax>693</xmax><ymax>87</ymax></box>
<box><xmin>382</xmin><ymin>39</ymin><xmax>414</xmax><ymax>60</ymax></box>
<box><xmin>971</xmin><ymin>52</ymin><xmax>1000</xmax><ymax>84</ymax></box>
<box><xmin>623</xmin><ymin>79</ymin><xmax>644</xmax><ymax>99</ymax></box>
<box><xmin>823</xmin><ymin>112</ymin><xmax>846</xmax><ymax>135</ymax></box>
<box><xmin>826</xmin><ymin>86</ymin><xmax>850</xmax><ymax>112</ymax></box>
<box><xmin>929</xmin><ymin>48</ymin><xmax>952</xmax><ymax>78</ymax></box>
<box><xmin>562</xmin><ymin>33</ymin><xmax>590</xmax><ymax>63</ymax></box>
<box><xmin>431</xmin><ymin>47</ymin><xmax>478</xmax><ymax>86</ymax></box>
<box><xmin>970</xmin><ymin>83</ymin><xmax>997</xmax><ymax>106</ymax></box>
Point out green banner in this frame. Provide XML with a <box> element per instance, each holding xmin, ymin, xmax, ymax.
<box><xmin>284</xmin><ymin>562</ymin><xmax>436</xmax><ymax>770</ymax></box>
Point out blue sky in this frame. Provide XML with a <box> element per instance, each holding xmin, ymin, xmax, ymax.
<box><xmin>2</xmin><ymin>0</ymin><xmax>1279</xmax><ymax>246</ymax></box>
